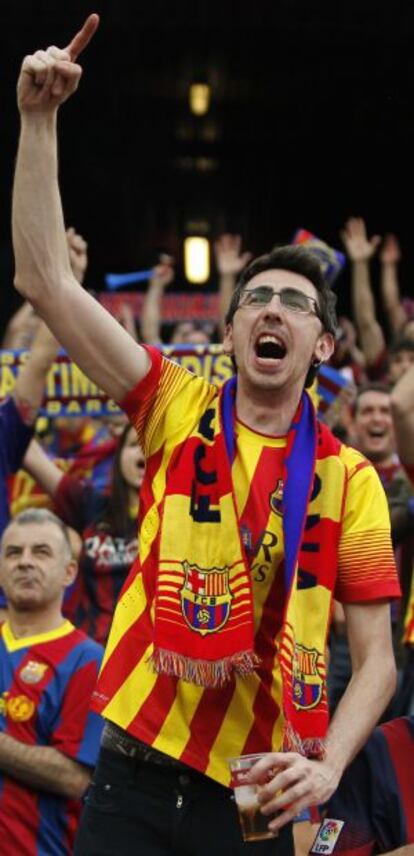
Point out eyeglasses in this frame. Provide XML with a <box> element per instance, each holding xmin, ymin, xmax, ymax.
<box><xmin>238</xmin><ymin>285</ymin><xmax>321</xmax><ymax>319</ymax></box>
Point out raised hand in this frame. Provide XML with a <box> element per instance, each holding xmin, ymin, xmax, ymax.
<box><xmin>2</xmin><ymin>301</ymin><xmax>40</xmax><ymax>349</ymax></box>
<box><xmin>380</xmin><ymin>233</ymin><xmax>401</xmax><ymax>265</ymax></box>
<box><xmin>340</xmin><ymin>217</ymin><xmax>381</xmax><ymax>263</ymax></box>
<box><xmin>17</xmin><ymin>13</ymin><xmax>99</xmax><ymax>113</ymax></box>
<box><xmin>150</xmin><ymin>256</ymin><xmax>175</xmax><ymax>290</ymax></box>
<box><xmin>214</xmin><ymin>234</ymin><xmax>252</xmax><ymax>276</ymax></box>
<box><xmin>66</xmin><ymin>227</ymin><xmax>88</xmax><ymax>284</ymax></box>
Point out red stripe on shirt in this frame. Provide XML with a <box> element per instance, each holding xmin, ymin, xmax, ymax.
<box><xmin>241</xmin><ymin>561</ymin><xmax>286</xmax><ymax>755</ymax></box>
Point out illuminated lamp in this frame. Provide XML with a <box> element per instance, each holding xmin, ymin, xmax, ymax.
<box><xmin>189</xmin><ymin>82</ymin><xmax>211</xmax><ymax>116</ymax></box>
<box><xmin>184</xmin><ymin>236</ymin><xmax>210</xmax><ymax>284</ymax></box>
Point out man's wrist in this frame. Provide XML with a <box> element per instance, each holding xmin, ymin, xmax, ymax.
<box><xmin>352</xmin><ymin>257</ymin><xmax>370</xmax><ymax>267</ymax></box>
<box><xmin>20</xmin><ymin>111</ymin><xmax>57</xmax><ymax>135</ymax></box>
<box><xmin>322</xmin><ymin>739</ymin><xmax>348</xmax><ymax>782</ymax></box>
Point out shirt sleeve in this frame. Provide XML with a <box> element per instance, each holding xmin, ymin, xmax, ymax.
<box><xmin>0</xmin><ymin>397</ymin><xmax>33</xmax><ymax>474</ymax></box>
<box><xmin>335</xmin><ymin>451</ymin><xmax>401</xmax><ymax>603</ymax></box>
<box><xmin>50</xmin><ymin>641</ymin><xmax>104</xmax><ymax>768</ymax></box>
<box><xmin>54</xmin><ymin>474</ymin><xmax>107</xmax><ymax>533</ymax></box>
<box><xmin>403</xmin><ymin>571</ymin><xmax>414</xmax><ymax>645</ymax></box>
<box><xmin>119</xmin><ymin>344</ymin><xmax>216</xmax><ymax>457</ymax></box>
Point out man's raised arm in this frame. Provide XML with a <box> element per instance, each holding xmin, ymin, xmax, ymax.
<box><xmin>340</xmin><ymin>217</ymin><xmax>385</xmax><ymax>369</ymax></box>
<box><xmin>12</xmin><ymin>14</ymin><xmax>150</xmax><ymax>403</ymax></box>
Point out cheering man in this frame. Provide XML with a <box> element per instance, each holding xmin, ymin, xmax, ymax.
<box><xmin>12</xmin><ymin>16</ymin><xmax>400</xmax><ymax>856</ymax></box>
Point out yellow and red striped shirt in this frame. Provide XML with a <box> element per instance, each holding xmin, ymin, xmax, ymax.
<box><xmin>91</xmin><ymin>351</ymin><xmax>400</xmax><ymax>785</ymax></box>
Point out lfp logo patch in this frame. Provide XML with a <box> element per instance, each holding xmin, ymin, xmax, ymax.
<box><xmin>311</xmin><ymin>819</ymin><xmax>345</xmax><ymax>854</ymax></box>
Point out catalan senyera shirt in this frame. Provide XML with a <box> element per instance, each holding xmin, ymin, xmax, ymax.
<box><xmin>91</xmin><ymin>348</ymin><xmax>400</xmax><ymax>786</ymax></box>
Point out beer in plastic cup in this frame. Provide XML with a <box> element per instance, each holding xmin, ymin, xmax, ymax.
<box><xmin>228</xmin><ymin>753</ymin><xmax>278</xmax><ymax>842</ymax></box>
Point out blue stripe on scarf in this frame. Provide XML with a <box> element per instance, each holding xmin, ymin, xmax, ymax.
<box><xmin>283</xmin><ymin>392</ymin><xmax>317</xmax><ymax>591</ymax></box>
<box><xmin>221</xmin><ymin>377</ymin><xmax>317</xmax><ymax>593</ymax></box>
<box><xmin>221</xmin><ymin>375</ymin><xmax>237</xmax><ymax>462</ymax></box>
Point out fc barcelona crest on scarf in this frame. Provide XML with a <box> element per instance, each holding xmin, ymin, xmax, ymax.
<box><xmin>181</xmin><ymin>562</ymin><xmax>232</xmax><ymax>636</ymax></box>
<box><xmin>292</xmin><ymin>644</ymin><xmax>323</xmax><ymax>710</ymax></box>
<box><xmin>270</xmin><ymin>479</ymin><xmax>284</xmax><ymax>515</ymax></box>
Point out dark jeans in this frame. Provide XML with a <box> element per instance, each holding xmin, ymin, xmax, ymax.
<box><xmin>75</xmin><ymin>747</ymin><xmax>294</xmax><ymax>856</ymax></box>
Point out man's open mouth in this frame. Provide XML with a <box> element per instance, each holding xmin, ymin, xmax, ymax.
<box><xmin>255</xmin><ymin>334</ymin><xmax>287</xmax><ymax>360</ymax></box>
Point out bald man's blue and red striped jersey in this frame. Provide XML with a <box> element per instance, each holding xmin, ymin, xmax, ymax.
<box><xmin>0</xmin><ymin>620</ymin><xmax>103</xmax><ymax>856</ymax></box>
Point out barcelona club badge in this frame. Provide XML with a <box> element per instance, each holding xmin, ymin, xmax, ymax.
<box><xmin>292</xmin><ymin>643</ymin><xmax>324</xmax><ymax>710</ymax></box>
<box><xmin>269</xmin><ymin>479</ymin><xmax>284</xmax><ymax>515</ymax></box>
<box><xmin>19</xmin><ymin>661</ymin><xmax>49</xmax><ymax>684</ymax></box>
<box><xmin>181</xmin><ymin>562</ymin><xmax>232</xmax><ymax>636</ymax></box>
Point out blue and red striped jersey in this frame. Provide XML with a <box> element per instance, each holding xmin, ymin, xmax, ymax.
<box><xmin>311</xmin><ymin>716</ymin><xmax>414</xmax><ymax>856</ymax></box>
<box><xmin>0</xmin><ymin>620</ymin><xmax>103</xmax><ymax>856</ymax></box>
<box><xmin>55</xmin><ymin>475</ymin><xmax>138</xmax><ymax>644</ymax></box>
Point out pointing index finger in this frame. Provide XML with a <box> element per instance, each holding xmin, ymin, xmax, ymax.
<box><xmin>65</xmin><ymin>13</ymin><xmax>100</xmax><ymax>62</ymax></box>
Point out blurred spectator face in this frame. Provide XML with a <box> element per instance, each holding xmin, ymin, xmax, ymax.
<box><xmin>119</xmin><ymin>427</ymin><xmax>145</xmax><ymax>490</ymax></box>
<box><xmin>100</xmin><ymin>413</ymin><xmax>128</xmax><ymax>437</ymax></box>
<box><xmin>0</xmin><ymin>521</ymin><xmax>75</xmax><ymax>611</ymax></box>
<box><xmin>185</xmin><ymin>329</ymin><xmax>211</xmax><ymax>345</ymax></box>
<box><xmin>170</xmin><ymin>322</ymin><xmax>211</xmax><ymax>345</ymax></box>
<box><xmin>388</xmin><ymin>348</ymin><xmax>414</xmax><ymax>384</ymax></box>
<box><xmin>353</xmin><ymin>390</ymin><xmax>395</xmax><ymax>463</ymax></box>
<box><xmin>402</xmin><ymin>319</ymin><xmax>414</xmax><ymax>341</ymax></box>
<box><xmin>170</xmin><ymin>322</ymin><xmax>196</xmax><ymax>343</ymax></box>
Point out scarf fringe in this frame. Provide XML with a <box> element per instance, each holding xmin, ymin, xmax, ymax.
<box><xmin>282</xmin><ymin>720</ymin><xmax>326</xmax><ymax>760</ymax></box>
<box><xmin>149</xmin><ymin>648</ymin><xmax>260</xmax><ymax>688</ymax></box>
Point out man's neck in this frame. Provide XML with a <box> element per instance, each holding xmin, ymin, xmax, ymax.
<box><xmin>7</xmin><ymin>606</ymin><xmax>65</xmax><ymax>639</ymax></box>
<box><xmin>235</xmin><ymin>379</ymin><xmax>304</xmax><ymax>436</ymax></box>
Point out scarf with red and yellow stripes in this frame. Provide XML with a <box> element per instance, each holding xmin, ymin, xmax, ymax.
<box><xmin>150</xmin><ymin>375</ymin><xmax>343</xmax><ymax>756</ymax></box>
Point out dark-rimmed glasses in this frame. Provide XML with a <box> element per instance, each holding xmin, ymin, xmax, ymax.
<box><xmin>238</xmin><ymin>285</ymin><xmax>321</xmax><ymax>319</ymax></box>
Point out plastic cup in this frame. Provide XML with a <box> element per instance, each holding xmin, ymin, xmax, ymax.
<box><xmin>228</xmin><ymin>753</ymin><xmax>278</xmax><ymax>842</ymax></box>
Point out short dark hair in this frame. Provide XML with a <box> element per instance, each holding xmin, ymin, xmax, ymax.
<box><xmin>354</xmin><ymin>382</ymin><xmax>391</xmax><ymax>415</ymax></box>
<box><xmin>389</xmin><ymin>337</ymin><xmax>414</xmax><ymax>357</ymax></box>
<box><xmin>3</xmin><ymin>508</ymin><xmax>72</xmax><ymax>561</ymax></box>
<box><xmin>224</xmin><ymin>245</ymin><xmax>337</xmax><ymax>388</ymax></box>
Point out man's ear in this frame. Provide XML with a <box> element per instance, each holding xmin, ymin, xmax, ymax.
<box><xmin>314</xmin><ymin>331</ymin><xmax>335</xmax><ymax>365</ymax></box>
<box><xmin>222</xmin><ymin>322</ymin><xmax>234</xmax><ymax>356</ymax></box>
<box><xmin>63</xmin><ymin>559</ymin><xmax>78</xmax><ymax>589</ymax></box>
